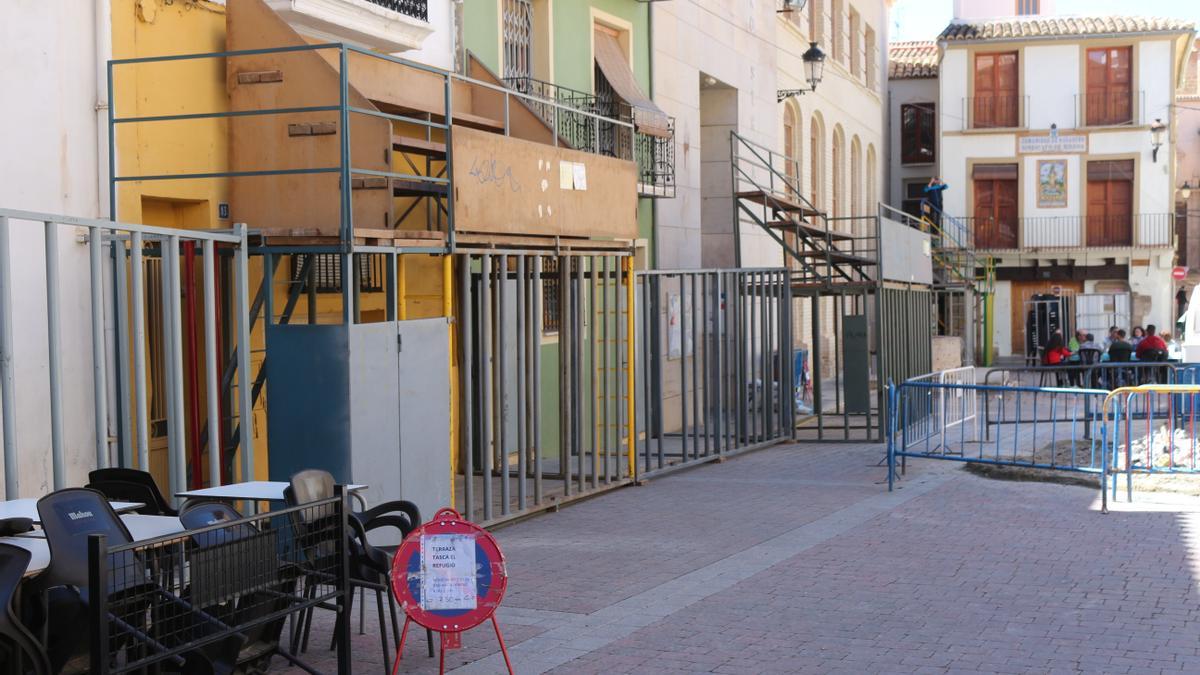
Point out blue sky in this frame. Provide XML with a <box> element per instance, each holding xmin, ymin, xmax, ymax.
<box><xmin>891</xmin><ymin>0</ymin><xmax>1200</xmax><ymax>42</ymax></box>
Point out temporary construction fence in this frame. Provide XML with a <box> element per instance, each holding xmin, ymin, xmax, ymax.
<box><xmin>888</xmin><ymin>374</ymin><xmax>1200</xmax><ymax>507</ymax></box>
<box><xmin>635</xmin><ymin>269</ymin><xmax>794</xmax><ymax>478</ymax></box>
<box><xmin>902</xmin><ymin>367</ymin><xmax>977</xmax><ymax>453</ymax></box>
<box><xmin>0</xmin><ymin>208</ymin><xmax>256</xmax><ymax>500</ymax></box>
<box><xmin>1101</xmin><ymin>384</ymin><xmax>1200</xmax><ymax>512</ymax></box>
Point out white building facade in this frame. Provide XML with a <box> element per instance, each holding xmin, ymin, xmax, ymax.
<box><xmin>935</xmin><ymin>14</ymin><xmax>1193</xmax><ymax>358</ymax></box>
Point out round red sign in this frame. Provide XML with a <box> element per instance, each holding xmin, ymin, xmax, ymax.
<box><xmin>389</xmin><ymin>507</ymin><xmax>508</xmax><ymax>633</ymax></box>
<box><xmin>1173</xmin><ymin>267</ymin><xmax>1189</xmax><ymax>281</ymax></box>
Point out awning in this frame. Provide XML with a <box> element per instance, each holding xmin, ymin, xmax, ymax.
<box><xmin>593</xmin><ymin>30</ymin><xmax>671</xmax><ymax>138</ymax></box>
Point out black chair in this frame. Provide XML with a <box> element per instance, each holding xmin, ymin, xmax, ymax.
<box><xmin>284</xmin><ymin>470</ymin><xmax>433</xmax><ymax>668</ymax></box>
<box><xmin>179</xmin><ymin>501</ymin><xmax>309</xmax><ymax>674</ymax></box>
<box><xmin>35</xmin><ymin>488</ymin><xmax>243</xmax><ymax>674</ymax></box>
<box><xmin>86</xmin><ymin>468</ymin><xmax>178</xmax><ymax>516</ymax></box>
<box><xmin>0</xmin><ymin>544</ymin><xmax>50</xmax><ymax>675</ymax></box>
<box><xmin>1076</xmin><ymin>349</ymin><xmax>1103</xmax><ymax>387</ymax></box>
<box><xmin>0</xmin><ymin>519</ymin><xmax>33</xmax><ymax>538</ymax></box>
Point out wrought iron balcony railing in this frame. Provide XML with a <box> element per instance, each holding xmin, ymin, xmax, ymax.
<box><xmin>958</xmin><ymin>213</ymin><xmax>1175</xmax><ymax>251</ymax></box>
<box><xmin>365</xmin><ymin>0</ymin><xmax>428</xmax><ymax>22</ymax></box>
<box><xmin>505</xmin><ymin>76</ymin><xmax>676</xmax><ymax>197</ymax></box>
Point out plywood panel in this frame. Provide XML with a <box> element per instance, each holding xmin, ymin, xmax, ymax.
<box><xmin>451</xmin><ymin>126</ymin><xmax>637</xmax><ymax>240</ymax></box>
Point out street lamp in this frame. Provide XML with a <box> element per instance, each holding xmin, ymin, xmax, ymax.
<box><xmin>1182</xmin><ymin>180</ymin><xmax>1194</xmax><ymax>201</ymax></box>
<box><xmin>777</xmin><ymin>0</ymin><xmax>808</xmax><ymax>12</ymax></box>
<box><xmin>777</xmin><ymin>42</ymin><xmax>827</xmax><ymax>102</ymax></box>
<box><xmin>1150</xmin><ymin>118</ymin><xmax>1166</xmax><ymax>163</ymax></box>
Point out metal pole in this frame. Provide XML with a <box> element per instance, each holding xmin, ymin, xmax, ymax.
<box><xmin>574</xmin><ymin>257</ymin><xmax>584</xmax><ymax>492</ymax></box>
<box><xmin>714</xmin><ymin>272</ymin><xmax>725</xmax><ymax>454</ymax></box>
<box><xmin>653</xmin><ymin>275</ymin><xmax>665</xmax><ymax>466</ymax></box>
<box><xmin>202</xmin><ymin>240</ymin><xmax>221</xmax><ymax>487</ymax></box>
<box><xmin>234</xmin><ymin>225</ymin><xmax>255</xmax><ymax>482</ymax></box>
<box><xmin>560</xmin><ymin>257</ymin><xmax>571</xmax><ymax>497</ymax></box>
<box><xmin>481</xmin><ymin>254</ymin><xmax>492</xmax><ymax>521</ymax></box>
<box><xmin>112</xmin><ymin>239</ymin><xmax>133</xmax><ymax>467</ymax></box>
<box><xmin>461</xmin><ymin>255</ymin><xmax>474</xmax><ymax>520</ymax></box>
<box><xmin>45</xmin><ymin>222</ymin><xmax>66</xmax><ymax>489</ymax></box>
<box><xmin>131</xmin><ymin>232</ymin><xmax>149</xmax><ymax>471</ymax></box>
<box><xmin>166</xmin><ymin>236</ymin><xmax>187</xmax><ymax>498</ymax></box>
<box><xmin>497</xmin><ymin>255</ymin><xmax>509</xmax><ymax>516</ymax></box>
<box><xmin>690</xmin><ymin>273</ymin><xmax>699</xmax><ymax>458</ymax></box>
<box><xmin>590</xmin><ymin>256</ymin><xmax>599</xmax><ymax>489</ymax></box>
<box><xmin>603</xmin><ymin>257</ymin><xmax>613</xmax><ymax>482</ymax></box>
<box><xmin>639</xmin><ymin>269</ymin><xmax>651</xmax><ymax>473</ymax></box>
<box><xmin>0</xmin><ymin>217</ymin><xmax>17</xmax><ymax>497</ymax></box>
<box><xmin>701</xmin><ymin>272</ymin><xmax>710</xmax><ymax>456</ymax></box>
<box><xmin>90</xmin><ymin>226</ymin><xmax>110</xmax><ymax>469</ymax></box>
<box><xmin>516</xmin><ymin>255</ymin><xmax>526</xmax><ymax>510</ymax></box>
<box><xmin>624</xmin><ymin>256</ymin><xmax>636</xmax><ymax>478</ymax></box>
<box><xmin>533</xmin><ymin>256</ymin><xmax>543</xmax><ymax>505</ymax></box>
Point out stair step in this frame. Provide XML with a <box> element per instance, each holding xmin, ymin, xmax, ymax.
<box><xmin>736</xmin><ymin>190</ymin><xmax>821</xmax><ymax>217</ymax></box>
<box><xmin>790</xmin><ymin>250</ymin><xmax>874</xmax><ymax>265</ymax></box>
<box><xmin>393</xmin><ymin>178</ymin><xmax>449</xmax><ymax>198</ymax></box>
<box><xmin>393</xmin><ymin>136</ymin><xmax>447</xmax><ymax>157</ymax></box>
<box><xmin>452</xmin><ymin>111</ymin><xmax>505</xmax><ymax>133</ymax></box>
<box><xmin>766</xmin><ymin>220</ymin><xmax>855</xmax><ymax>242</ymax></box>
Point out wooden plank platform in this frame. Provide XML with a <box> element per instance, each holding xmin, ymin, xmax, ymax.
<box><xmin>393</xmin><ymin>178</ymin><xmax>449</xmax><ymax>198</ymax></box>
<box><xmin>766</xmin><ymin>220</ymin><xmax>854</xmax><ymax>242</ymax></box>
<box><xmin>736</xmin><ymin>190</ymin><xmax>821</xmax><ymax>217</ymax></box>
<box><xmin>392</xmin><ymin>135</ymin><xmax>447</xmax><ymax>157</ymax></box>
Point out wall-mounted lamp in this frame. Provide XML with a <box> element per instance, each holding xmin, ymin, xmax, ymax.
<box><xmin>1150</xmin><ymin>118</ymin><xmax>1166</xmax><ymax>162</ymax></box>
<box><xmin>778</xmin><ymin>0</ymin><xmax>808</xmax><ymax>12</ymax></box>
<box><xmin>777</xmin><ymin>42</ymin><xmax>826</xmax><ymax>101</ymax></box>
<box><xmin>1182</xmin><ymin>180</ymin><xmax>1194</xmax><ymax>201</ymax></box>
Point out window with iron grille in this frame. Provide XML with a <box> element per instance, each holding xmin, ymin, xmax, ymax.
<box><xmin>503</xmin><ymin>0</ymin><xmax>534</xmax><ymax>81</ymax></box>
<box><xmin>290</xmin><ymin>254</ymin><xmax>384</xmax><ymax>294</ymax></box>
<box><xmin>542</xmin><ymin>257</ymin><xmax>560</xmax><ymax>334</ymax></box>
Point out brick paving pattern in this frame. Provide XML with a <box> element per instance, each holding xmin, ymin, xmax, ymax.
<box><xmin>284</xmin><ymin>441</ymin><xmax>1200</xmax><ymax>674</ymax></box>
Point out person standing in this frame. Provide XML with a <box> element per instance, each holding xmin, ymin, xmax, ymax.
<box><xmin>922</xmin><ymin>177</ymin><xmax>948</xmax><ymax>225</ymax></box>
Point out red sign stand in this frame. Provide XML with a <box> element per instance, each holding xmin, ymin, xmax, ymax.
<box><xmin>389</xmin><ymin>507</ymin><xmax>514</xmax><ymax>675</ymax></box>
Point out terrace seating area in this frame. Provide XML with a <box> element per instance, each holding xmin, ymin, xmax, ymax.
<box><xmin>0</xmin><ymin>469</ymin><xmax>416</xmax><ymax>673</ymax></box>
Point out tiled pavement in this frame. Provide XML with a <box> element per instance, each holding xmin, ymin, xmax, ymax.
<box><xmin>285</xmin><ymin>441</ymin><xmax>1200</xmax><ymax>674</ymax></box>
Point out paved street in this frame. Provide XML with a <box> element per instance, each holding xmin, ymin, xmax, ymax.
<box><xmin>291</xmin><ymin>442</ymin><xmax>1200</xmax><ymax>674</ymax></box>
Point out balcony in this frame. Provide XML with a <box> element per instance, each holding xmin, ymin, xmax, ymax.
<box><xmin>506</xmin><ymin>76</ymin><xmax>676</xmax><ymax>198</ymax></box>
<box><xmin>962</xmin><ymin>95</ymin><xmax>1027</xmax><ymax>130</ymax></box>
<box><xmin>958</xmin><ymin>213</ymin><xmax>1175</xmax><ymax>251</ymax></box>
<box><xmin>265</xmin><ymin>0</ymin><xmax>432</xmax><ymax>53</ymax></box>
<box><xmin>1076</xmin><ymin>90</ymin><xmax>1145</xmax><ymax>127</ymax></box>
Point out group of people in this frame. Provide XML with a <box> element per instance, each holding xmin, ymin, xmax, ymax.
<box><xmin>1042</xmin><ymin>324</ymin><xmax>1171</xmax><ymax>365</ymax></box>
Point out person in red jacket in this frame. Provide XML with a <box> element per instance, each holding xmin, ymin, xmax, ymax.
<box><xmin>1135</xmin><ymin>324</ymin><xmax>1169</xmax><ymax>360</ymax></box>
<box><xmin>1043</xmin><ymin>331</ymin><xmax>1072</xmax><ymax>365</ymax></box>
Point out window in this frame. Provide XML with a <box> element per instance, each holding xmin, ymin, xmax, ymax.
<box><xmin>972</xmin><ymin>164</ymin><xmax>1019</xmax><ymax>248</ymax></box>
<box><xmin>502</xmin><ymin>0</ymin><xmax>534</xmax><ymax>80</ymax></box>
<box><xmin>866</xmin><ymin>144</ymin><xmax>877</xmax><ymax>213</ymax></box>
<box><xmin>864</xmin><ymin>26</ymin><xmax>877</xmax><ymax>89</ymax></box>
<box><xmin>1016</xmin><ymin>0</ymin><xmax>1039</xmax><ymax>15</ymax></box>
<box><xmin>831</xmin><ymin>129</ymin><xmax>843</xmax><ymax>218</ymax></box>
<box><xmin>973</xmin><ymin>51</ymin><xmax>1019</xmax><ymax>128</ymax></box>
<box><xmin>808</xmin><ymin>0</ymin><xmax>822</xmax><ymax>43</ymax></box>
<box><xmin>783</xmin><ymin>104</ymin><xmax>800</xmax><ymax>195</ymax></box>
<box><xmin>900</xmin><ymin>103</ymin><xmax>936</xmax><ymax>164</ymax></box>
<box><xmin>809</xmin><ymin>118</ymin><xmax>822</xmax><ymax>208</ymax></box>
<box><xmin>902</xmin><ymin>180</ymin><xmax>929</xmax><ymax>220</ymax></box>
<box><xmin>1085</xmin><ymin>46</ymin><xmax>1132</xmax><ymax>126</ymax></box>
<box><xmin>849</xmin><ymin>10</ymin><xmax>861</xmax><ymax>78</ymax></box>
<box><xmin>1086</xmin><ymin>160</ymin><xmax>1134</xmax><ymax>246</ymax></box>
<box><xmin>850</xmin><ymin>137</ymin><xmax>862</xmax><ymax>217</ymax></box>
<box><xmin>831</xmin><ymin>0</ymin><xmax>844</xmax><ymax>63</ymax></box>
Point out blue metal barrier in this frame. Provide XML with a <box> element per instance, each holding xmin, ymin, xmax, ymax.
<box><xmin>887</xmin><ymin>380</ymin><xmax>1110</xmax><ymax>490</ymax></box>
<box><xmin>1101</xmin><ymin>385</ymin><xmax>1200</xmax><ymax>512</ymax></box>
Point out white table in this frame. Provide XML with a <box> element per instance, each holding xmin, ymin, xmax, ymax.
<box><xmin>176</xmin><ymin>481</ymin><xmax>368</xmax><ymax>509</ymax></box>
<box><xmin>0</xmin><ymin>498</ymin><xmax>145</xmax><ymax>523</ymax></box>
<box><xmin>121</xmin><ymin>514</ymin><xmax>185</xmax><ymax>541</ymax></box>
<box><xmin>0</xmin><ymin>536</ymin><xmax>49</xmax><ymax>577</ymax></box>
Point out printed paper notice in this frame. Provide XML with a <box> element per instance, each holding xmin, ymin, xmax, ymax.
<box><xmin>420</xmin><ymin>534</ymin><xmax>477</xmax><ymax>611</ymax></box>
<box><xmin>572</xmin><ymin>162</ymin><xmax>588</xmax><ymax>190</ymax></box>
<box><xmin>559</xmin><ymin>161</ymin><xmax>574</xmax><ymax>190</ymax></box>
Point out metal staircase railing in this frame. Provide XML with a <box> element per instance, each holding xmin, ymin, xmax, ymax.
<box><xmin>921</xmin><ymin>203</ymin><xmax>994</xmax><ymax>293</ymax></box>
<box><xmin>729</xmin><ymin>131</ymin><xmax>878</xmax><ymax>290</ymax></box>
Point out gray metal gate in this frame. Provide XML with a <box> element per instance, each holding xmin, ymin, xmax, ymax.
<box><xmin>636</xmin><ymin>268</ymin><xmax>794</xmax><ymax>477</ymax></box>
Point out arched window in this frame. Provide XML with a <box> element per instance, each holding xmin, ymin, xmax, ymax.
<box><xmin>831</xmin><ymin>126</ymin><xmax>844</xmax><ymax>219</ymax></box>
<box><xmin>809</xmin><ymin>115</ymin><xmax>824</xmax><ymax>209</ymax></box>
<box><xmin>783</xmin><ymin>102</ymin><xmax>800</xmax><ymax>195</ymax></box>
<box><xmin>866</xmin><ymin>144</ymin><xmax>877</xmax><ymax>214</ymax></box>
<box><xmin>850</xmin><ymin>136</ymin><xmax>862</xmax><ymax>217</ymax></box>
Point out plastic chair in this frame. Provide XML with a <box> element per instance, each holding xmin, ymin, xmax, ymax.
<box><xmin>0</xmin><ymin>519</ymin><xmax>33</xmax><ymax>538</ymax></box>
<box><xmin>36</xmin><ymin>488</ymin><xmax>243</xmax><ymax>674</ymax></box>
<box><xmin>0</xmin><ymin>544</ymin><xmax>50</xmax><ymax>675</ymax></box>
<box><xmin>86</xmin><ymin>468</ymin><xmax>178</xmax><ymax>516</ymax></box>
<box><xmin>285</xmin><ymin>470</ymin><xmax>433</xmax><ymax>668</ymax></box>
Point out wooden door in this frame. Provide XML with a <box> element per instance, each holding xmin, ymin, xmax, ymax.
<box><xmin>1009</xmin><ymin>281</ymin><xmax>1084</xmax><ymax>355</ymax></box>
<box><xmin>1087</xmin><ymin>162</ymin><xmax>1133</xmax><ymax>246</ymax></box>
<box><xmin>973</xmin><ymin>52</ymin><xmax>1018</xmax><ymax>128</ymax></box>
<box><xmin>974</xmin><ymin>174</ymin><xmax>1018</xmax><ymax>248</ymax></box>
